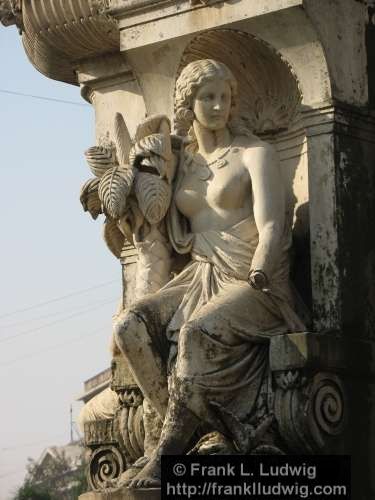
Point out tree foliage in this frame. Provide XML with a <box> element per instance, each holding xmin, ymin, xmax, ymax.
<box><xmin>12</xmin><ymin>446</ymin><xmax>87</xmax><ymax>500</ymax></box>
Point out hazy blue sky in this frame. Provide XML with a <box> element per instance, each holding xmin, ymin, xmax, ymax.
<box><xmin>0</xmin><ymin>26</ymin><xmax>121</xmax><ymax>498</ymax></box>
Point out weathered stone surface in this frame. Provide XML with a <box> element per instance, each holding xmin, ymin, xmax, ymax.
<box><xmin>79</xmin><ymin>488</ymin><xmax>160</xmax><ymax>500</ymax></box>
<box><xmin>3</xmin><ymin>1</ymin><xmax>375</xmax><ymax>498</ymax></box>
<box><xmin>270</xmin><ymin>332</ymin><xmax>346</xmax><ymax>372</ymax></box>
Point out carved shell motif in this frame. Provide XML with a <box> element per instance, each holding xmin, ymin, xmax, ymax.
<box><xmin>177</xmin><ymin>29</ymin><xmax>302</xmax><ymax>134</ymax></box>
<box><xmin>85</xmin><ymin>146</ymin><xmax>116</xmax><ymax>178</ymax></box>
<box><xmin>98</xmin><ymin>166</ymin><xmax>135</xmax><ymax>219</ymax></box>
<box><xmin>79</xmin><ymin>178</ymin><xmax>102</xmax><ymax>220</ymax></box>
<box><xmin>134</xmin><ymin>172</ymin><xmax>172</xmax><ymax>225</ymax></box>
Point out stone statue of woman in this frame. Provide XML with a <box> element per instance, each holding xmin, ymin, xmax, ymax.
<box><xmin>113</xmin><ymin>59</ymin><xmax>305</xmax><ymax>488</ymax></box>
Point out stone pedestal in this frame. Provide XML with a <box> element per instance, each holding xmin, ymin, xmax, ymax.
<box><xmin>79</xmin><ymin>488</ymin><xmax>160</xmax><ymax>500</ymax></box>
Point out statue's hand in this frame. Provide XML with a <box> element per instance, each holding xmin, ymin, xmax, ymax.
<box><xmin>247</xmin><ymin>269</ymin><xmax>269</xmax><ymax>290</ymax></box>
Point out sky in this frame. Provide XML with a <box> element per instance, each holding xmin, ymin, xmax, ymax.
<box><xmin>0</xmin><ymin>26</ymin><xmax>121</xmax><ymax>499</ymax></box>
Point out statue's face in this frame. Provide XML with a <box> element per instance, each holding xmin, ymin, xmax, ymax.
<box><xmin>192</xmin><ymin>78</ymin><xmax>231</xmax><ymax>131</ymax></box>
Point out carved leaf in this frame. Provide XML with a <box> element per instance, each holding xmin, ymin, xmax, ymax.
<box><xmin>134</xmin><ymin>172</ymin><xmax>172</xmax><ymax>225</ymax></box>
<box><xmin>134</xmin><ymin>115</ymin><xmax>171</xmax><ymax>143</ymax></box>
<box><xmin>85</xmin><ymin>146</ymin><xmax>116</xmax><ymax>178</ymax></box>
<box><xmin>139</xmin><ymin>134</ymin><xmax>168</xmax><ymax>159</ymax></box>
<box><xmin>114</xmin><ymin>113</ymin><xmax>132</xmax><ymax>166</ymax></box>
<box><xmin>80</xmin><ymin>178</ymin><xmax>102</xmax><ymax>220</ymax></box>
<box><xmin>103</xmin><ymin>218</ymin><xmax>125</xmax><ymax>259</ymax></box>
<box><xmin>98</xmin><ymin>166</ymin><xmax>135</xmax><ymax>219</ymax></box>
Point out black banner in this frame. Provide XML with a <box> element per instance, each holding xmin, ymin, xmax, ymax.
<box><xmin>162</xmin><ymin>455</ymin><xmax>350</xmax><ymax>499</ymax></box>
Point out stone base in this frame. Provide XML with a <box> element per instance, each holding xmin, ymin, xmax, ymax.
<box><xmin>79</xmin><ymin>488</ymin><xmax>160</xmax><ymax>500</ymax></box>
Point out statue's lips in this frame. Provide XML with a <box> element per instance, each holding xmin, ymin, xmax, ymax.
<box><xmin>210</xmin><ymin>114</ymin><xmax>226</xmax><ymax>120</ymax></box>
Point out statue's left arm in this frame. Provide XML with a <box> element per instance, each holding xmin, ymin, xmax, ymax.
<box><xmin>244</xmin><ymin>143</ymin><xmax>285</xmax><ymax>287</ymax></box>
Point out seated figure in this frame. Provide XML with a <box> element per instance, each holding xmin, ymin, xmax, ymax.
<box><xmin>111</xmin><ymin>59</ymin><xmax>305</xmax><ymax>488</ymax></box>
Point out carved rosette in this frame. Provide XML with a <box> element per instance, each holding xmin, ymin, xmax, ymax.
<box><xmin>273</xmin><ymin>370</ymin><xmax>346</xmax><ymax>453</ymax></box>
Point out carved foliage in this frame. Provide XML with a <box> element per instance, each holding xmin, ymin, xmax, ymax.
<box><xmin>118</xmin><ymin>405</ymin><xmax>145</xmax><ymax>463</ymax></box>
<box><xmin>103</xmin><ymin>219</ymin><xmax>125</xmax><ymax>258</ymax></box>
<box><xmin>98</xmin><ymin>166</ymin><xmax>135</xmax><ymax>219</ymax></box>
<box><xmin>134</xmin><ymin>172</ymin><xmax>172</xmax><ymax>225</ymax></box>
<box><xmin>80</xmin><ymin>178</ymin><xmax>102</xmax><ymax>220</ymax></box>
<box><xmin>85</xmin><ymin>146</ymin><xmax>116</xmax><ymax>178</ymax></box>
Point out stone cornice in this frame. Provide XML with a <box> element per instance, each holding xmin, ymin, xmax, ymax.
<box><xmin>106</xmin><ymin>0</ymin><xmax>214</xmax><ymax>16</ymax></box>
<box><xmin>302</xmin><ymin>101</ymin><xmax>375</xmax><ymax>142</ymax></box>
<box><xmin>113</xmin><ymin>0</ymin><xmax>303</xmax><ymax>51</ymax></box>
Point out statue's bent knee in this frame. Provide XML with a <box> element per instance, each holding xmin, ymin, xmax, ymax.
<box><xmin>113</xmin><ymin>310</ymin><xmax>145</xmax><ymax>355</ymax></box>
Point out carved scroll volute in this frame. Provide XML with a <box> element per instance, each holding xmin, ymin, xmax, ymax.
<box><xmin>273</xmin><ymin>370</ymin><xmax>346</xmax><ymax>454</ymax></box>
<box><xmin>87</xmin><ymin>445</ymin><xmax>126</xmax><ymax>491</ymax></box>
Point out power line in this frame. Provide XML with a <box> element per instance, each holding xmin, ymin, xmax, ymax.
<box><xmin>0</xmin><ymin>469</ymin><xmax>23</xmax><ymax>479</ymax></box>
<box><xmin>0</xmin><ymin>296</ymin><xmax>119</xmax><ymax>329</ymax></box>
<box><xmin>0</xmin><ymin>88</ymin><xmax>89</xmax><ymax>107</ymax></box>
<box><xmin>0</xmin><ymin>279</ymin><xmax>118</xmax><ymax>319</ymax></box>
<box><xmin>2</xmin><ymin>434</ymin><xmax>67</xmax><ymax>452</ymax></box>
<box><xmin>0</xmin><ymin>325</ymin><xmax>106</xmax><ymax>367</ymax></box>
<box><xmin>0</xmin><ymin>299</ymin><xmax>115</xmax><ymax>344</ymax></box>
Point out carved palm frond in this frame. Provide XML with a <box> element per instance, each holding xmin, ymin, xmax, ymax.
<box><xmin>134</xmin><ymin>115</ymin><xmax>171</xmax><ymax>143</ymax></box>
<box><xmin>130</xmin><ymin>133</ymin><xmax>172</xmax><ymax>179</ymax></box>
<box><xmin>134</xmin><ymin>172</ymin><xmax>172</xmax><ymax>225</ymax></box>
<box><xmin>114</xmin><ymin>112</ymin><xmax>132</xmax><ymax>166</ymax></box>
<box><xmin>79</xmin><ymin>178</ymin><xmax>102</xmax><ymax>220</ymax></box>
<box><xmin>130</xmin><ymin>115</ymin><xmax>174</xmax><ymax>184</ymax></box>
<box><xmin>85</xmin><ymin>146</ymin><xmax>116</xmax><ymax>178</ymax></box>
<box><xmin>103</xmin><ymin>218</ymin><xmax>126</xmax><ymax>259</ymax></box>
<box><xmin>98</xmin><ymin>166</ymin><xmax>135</xmax><ymax>219</ymax></box>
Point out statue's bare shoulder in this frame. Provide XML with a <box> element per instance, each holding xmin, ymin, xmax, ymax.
<box><xmin>236</xmin><ymin>135</ymin><xmax>280</xmax><ymax>191</ymax></box>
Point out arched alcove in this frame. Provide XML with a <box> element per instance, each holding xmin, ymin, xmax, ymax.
<box><xmin>172</xmin><ymin>29</ymin><xmax>311</xmax><ymax>311</ymax></box>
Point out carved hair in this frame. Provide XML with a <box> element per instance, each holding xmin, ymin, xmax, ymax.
<box><xmin>174</xmin><ymin>59</ymin><xmax>238</xmax><ymax>138</ymax></box>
